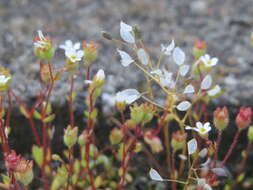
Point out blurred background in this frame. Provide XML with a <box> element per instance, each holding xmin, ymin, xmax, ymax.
<box><xmin>1</xmin><ymin>0</ymin><xmax>253</xmax><ymax>107</ymax></box>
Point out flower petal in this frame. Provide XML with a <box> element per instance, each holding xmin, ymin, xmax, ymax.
<box><xmin>120</xmin><ymin>21</ymin><xmax>135</xmax><ymax>44</ymax></box>
<box><xmin>117</xmin><ymin>49</ymin><xmax>134</xmax><ymax>67</ymax></box>
<box><xmin>201</xmin><ymin>75</ymin><xmax>212</xmax><ymax>90</ymax></box>
<box><xmin>179</xmin><ymin>65</ymin><xmax>190</xmax><ymax>76</ymax></box>
<box><xmin>149</xmin><ymin>168</ymin><xmax>163</xmax><ymax>181</ymax></box>
<box><xmin>176</xmin><ymin>101</ymin><xmax>191</xmax><ymax>111</ymax></box>
<box><xmin>184</xmin><ymin>84</ymin><xmax>195</xmax><ymax>94</ymax></box>
<box><xmin>187</xmin><ymin>138</ymin><xmax>197</xmax><ymax>155</ymax></box>
<box><xmin>137</xmin><ymin>48</ymin><xmax>149</xmax><ymax>65</ymax></box>
<box><xmin>173</xmin><ymin>47</ymin><xmax>185</xmax><ymax>65</ymax></box>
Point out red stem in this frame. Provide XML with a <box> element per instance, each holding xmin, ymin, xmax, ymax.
<box><xmin>221</xmin><ymin>130</ymin><xmax>240</xmax><ymax>166</ymax></box>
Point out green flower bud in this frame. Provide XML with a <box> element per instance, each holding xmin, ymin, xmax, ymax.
<box><xmin>63</xmin><ymin>125</ymin><xmax>78</xmax><ymax>149</ymax></box>
<box><xmin>109</xmin><ymin>128</ymin><xmax>123</xmax><ymax>145</ymax></box>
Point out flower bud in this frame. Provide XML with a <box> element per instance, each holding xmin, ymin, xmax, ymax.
<box><xmin>78</xmin><ymin>130</ymin><xmax>88</xmax><ymax>146</ymax></box>
<box><xmin>83</xmin><ymin>41</ymin><xmax>98</xmax><ymax>66</ymax></box>
<box><xmin>236</xmin><ymin>107</ymin><xmax>252</xmax><ymax>130</ymax></box>
<box><xmin>144</xmin><ymin>130</ymin><xmax>163</xmax><ymax>153</ymax></box>
<box><xmin>247</xmin><ymin>125</ymin><xmax>253</xmax><ymax>141</ymax></box>
<box><xmin>92</xmin><ymin>69</ymin><xmax>105</xmax><ymax>87</ymax></box>
<box><xmin>213</xmin><ymin>107</ymin><xmax>229</xmax><ymax>130</ymax></box>
<box><xmin>171</xmin><ymin>131</ymin><xmax>187</xmax><ymax>151</ymax></box>
<box><xmin>109</xmin><ymin>128</ymin><xmax>123</xmax><ymax>145</ymax></box>
<box><xmin>192</xmin><ymin>40</ymin><xmax>206</xmax><ymax>59</ymax></box>
<box><xmin>33</xmin><ymin>30</ymin><xmax>55</xmax><ymax>60</ymax></box>
<box><xmin>63</xmin><ymin>125</ymin><xmax>78</xmax><ymax>149</ymax></box>
<box><xmin>0</xmin><ymin>67</ymin><xmax>12</xmax><ymax>93</ymax></box>
<box><xmin>130</xmin><ymin>104</ymin><xmax>144</xmax><ymax>125</ymax></box>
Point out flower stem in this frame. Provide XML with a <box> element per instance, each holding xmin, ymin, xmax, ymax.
<box><xmin>221</xmin><ymin>130</ymin><xmax>240</xmax><ymax>166</ymax></box>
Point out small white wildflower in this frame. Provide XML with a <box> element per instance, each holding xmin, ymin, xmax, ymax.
<box><xmin>149</xmin><ymin>168</ymin><xmax>163</xmax><ymax>181</ymax></box>
<box><xmin>200</xmin><ymin>54</ymin><xmax>218</xmax><ymax>67</ymax></box>
<box><xmin>120</xmin><ymin>21</ymin><xmax>135</xmax><ymax>44</ymax></box>
<box><xmin>160</xmin><ymin>70</ymin><xmax>175</xmax><ymax>88</ymax></box>
<box><xmin>115</xmin><ymin>89</ymin><xmax>141</xmax><ymax>104</ymax></box>
<box><xmin>59</xmin><ymin>40</ymin><xmax>81</xmax><ymax>51</ymax></box>
<box><xmin>65</xmin><ymin>48</ymin><xmax>84</xmax><ymax>63</ymax></box>
<box><xmin>117</xmin><ymin>49</ymin><xmax>134</xmax><ymax>67</ymax></box>
<box><xmin>186</xmin><ymin>122</ymin><xmax>212</xmax><ymax>135</ymax></box>
<box><xmin>137</xmin><ymin>48</ymin><xmax>149</xmax><ymax>65</ymax></box>
<box><xmin>207</xmin><ymin>85</ymin><xmax>221</xmax><ymax>96</ymax></box>
<box><xmin>179</xmin><ymin>65</ymin><xmax>190</xmax><ymax>76</ymax></box>
<box><xmin>161</xmin><ymin>40</ymin><xmax>175</xmax><ymax>55</ymax></box>
<box><xmin>187</xmin><ymin>138</ymin><xmax>197</xmax><ymax>155</ymax></box>
<box><xmin>173</xmin><ymin>47</ymin><xmax>185</xmax><ymax>66</ymax></box>
<box><xmin>201</xmin><ymin>75</ymin><xmax>212</xmax><ymax>90</ymax></box>
<box><xmin>176</xmin><ymin>101</ymin><xmax>191</xmax><ymax>111</ymax></box>
<box><xmin>0</xmin><ymin>75</ymin><xmax>10</xmax><ymax>85</ymax></box>
<box><xmin>183</xmin><ymin>84</ymin><xmax>195</xmax><ymax>94</ymax></box>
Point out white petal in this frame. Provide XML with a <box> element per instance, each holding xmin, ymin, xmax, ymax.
<box><xmin>185</xmin><ymin>126</ymin><xmax>194</xmax><ymax>130</ymax></box>
<box><xmin>149</xmin><ymin>168</ymin><xmax>163</xmax><ymax>181</ymax></box>
<box><xmin>116</xmin><ymin>89</ymin><xmax>141</xmax><ymax>104</ymax></box>
<box><xmin>211</xmin><ymin>168</ymin><xmax>228</xmax><ymax>177</ymax></box>
<box><xmin>179</xmin><ymin>65</ymin><xmax>190</xmax><ymax>76</ymax></box>
<box><xmin>178</xmin><ymin>154</ymin><xmax>187</xmax><ymax>160</ymax></box>
<box><xmin>117</xmin><ymin>49</ymin><xmax>134</xmax><ymax>67</ymax></box>
<box><xmin>120</xmin><ymin>21</ymin><xmax>135</xmax><ymax>44</ymax></box>
<box><xmin>96</xmin><ymin>69</ymin><xmax>105</xmax><ymax>80</ymax></box>
<box><xmin>187</xmin><ymin>138</ymin><xmax>197</xmax><ymax>155</ymax></box>
<box><xmin>201</xmin><ymin>75</ymin><xmax>212</xmax><ymax>90</ymax></box>
<box><xmin>184</xmin><ymin>84</ymin><xmax>195</xmax><ymax>94</ymax></box>
<box><xmin>173</xmin><ymin>47</ymin><xmax>185</xmax><ymax>65</ymax></box>
<box><xmin>161</xmin><ymin>40</ymin><xmax>175</xmax><ymax>55</ymax></box>
<box><xmin>207</xmin><ymin>85</ymin><xmax>221</xmax><ymax>96</ymax></box>
<box><xmin>196</xmin><ymin>122</ymin><xmax>203</xmax><ymax>129</ymax></box>
<box><xmin>74</xmin><ymin>42</ymin><xmax>81</xmax><ymax>50</ymax></box>
<box><xmin>201</xmin><ymin>158</ymin><xmax>211</xmax><ymax>167</ymax></box>
<box><xmin>137</xmin><ymin>49</ymin><xmax>149</xmax><ymax>65</ymax></box>
<box><xmin>76</xmin><ymin>50</ymin><xmax>84</xmax><ymax>58</ymax></box>
<box><xmin>199</xmin><ymin>148</ymin><xmax>208</xmax><ymax>158</ymax></box>
<box><xmin>176</xmin><ymin>101</ymin><xmax>191</xmax><ymax>111</ymax></box>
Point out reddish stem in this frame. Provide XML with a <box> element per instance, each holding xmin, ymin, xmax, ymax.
<box><xmin>215</xmin><ymin>130</ymin><xmax>222</xmax><ymax>162</ymax></box>
<box><xmin>221</xmin><ymin>130</ymin><xmax>240</xmax><ymax>166</ymax></box>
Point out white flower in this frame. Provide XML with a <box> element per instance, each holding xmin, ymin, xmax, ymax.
<box><xmin>137</xmin><ymin>48</ymin><xmax>149</xmax><ymax>65</ymax></box>
<box><xmin>60</xmin><ymin>40</ymin><xmax>83</xmax><ymax>62</ymax></box>
<box><xmin>161</xmin><ymin>40</ymin><xmax>175</xmax><ymax>55</ymax></box>
<box><xmin>176</xmin><ymin>101</ymin><xmax>191</xmax><ymax>111</ymax></box>
<box><xmin>59</xmin><ymin>40</ymin><xmax>81</xmax><ymax>51</ymax></box>
<box><xmin>0</xmin><ymin>75</ymin><xmax>10</xmax><ymax>85</ymax></box>
<box><xmin>95</xmin><ymin>69</ymin><xmax>105</xmax><ymax>81</ymax></box>
<box><xmin>33</xmin><ymin>30</ymin><xmax>48</xmax><ymax>49</ymax></box>
<box><xmin>115</xmin><ymin>89</ymin><xmax>141</xmax><ymax>104</ymax></box>
<box><xmin>186</xmin><ymin>122</ymin><xmax>212</xmax><ymax>135</ymax></box>
<box><xmin>173</xmin><ymin>47</ymin><xmax>185</xmax><ymax>65</ymax></box>
<box><xmin>201</xmin><ymin>75</ymin><xmax>212</xmax><ymax>90</ymax></box>
<box><xmin>65</xmin><ymin>48</ymin><xmax>84</xmax><ymax>63</ymax></box>
<box><xmin>117</xmin><ymin>49</ymin><xmax>134</xmax><ymax>67</ymax></box>
<box><xmin>207</xmin><ymin>85</ymin><xmax>221</xmax><ymax>96</ymax></box>
<box><xmin>200</xmin><ymin>54</ymin><xmax>218</xmax><ymax>67</ymax></box>
<box><xmin>120</xmin><ymin>21</ymin><xmax>135</xmax><ymax>44</ymax></box>
<box><xmin>160</xmin><ymin>71</ymin><xmax>175</xmax><ymax>88</ymax></box>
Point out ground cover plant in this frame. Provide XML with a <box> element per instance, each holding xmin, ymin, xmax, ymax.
<box><xmin>0</xmin><ymin>22</ymin><xmax>252</xmax><ymax>190</ymax></box>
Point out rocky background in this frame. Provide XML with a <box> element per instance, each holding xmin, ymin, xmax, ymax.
<box><xmin>1</xmin><ymin>0</ymin><xmax>253</xmax><ymax>108</ymax></box>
